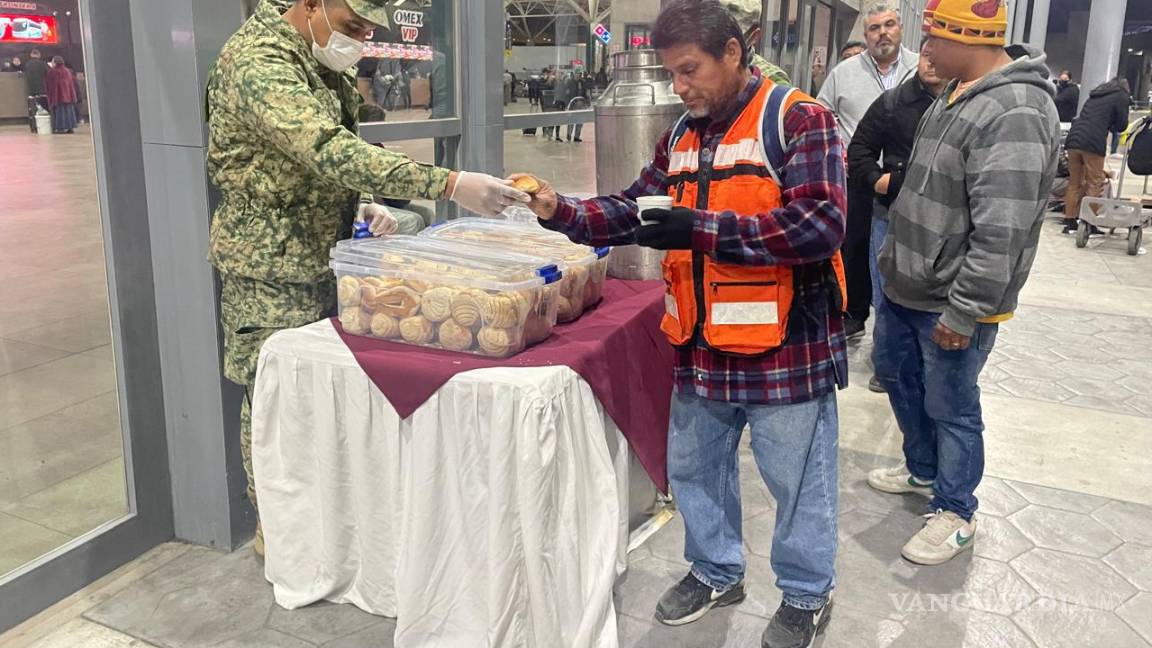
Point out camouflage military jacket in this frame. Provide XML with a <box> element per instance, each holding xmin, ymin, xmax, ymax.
<box><xmin>750</xmin><ymin>51</ymin><xmax>792</xmax><ymax>87</ymax></box>
<box><xmin>207</xmin><ymin>0</ymin><xmax>451</xmax><ymax>283</ymax></box>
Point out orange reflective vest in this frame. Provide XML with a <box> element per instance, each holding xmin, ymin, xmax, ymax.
<box><xmin>659</xmin><ymin>79</ymin><xmax>848</xmax><ymax>356</ymax></box>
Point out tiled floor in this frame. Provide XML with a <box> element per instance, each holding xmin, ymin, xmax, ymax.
<box><xmin>3</xmin><ymin>124</ymin><xmax>1152</xmax><ymax>648</ymax></box>
<box><xmin>0</xmin><ymin>125</ymin><xmax>127</xmax><ymax>579</ymax></box>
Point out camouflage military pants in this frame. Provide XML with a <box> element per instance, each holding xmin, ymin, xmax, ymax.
<box><xmin>220</xmin><ymin>274</ymin><xmax>336</xmax><ymax>512</ymax></box>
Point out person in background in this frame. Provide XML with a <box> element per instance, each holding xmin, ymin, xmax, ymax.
<box><xmin>817</xmin><ymin>4</ymin><xmax>918</xmax><ymax>340</ymax></box>
<box><xmin>520</xmin><ymin>2</ymin><xmax>847</xmax><ymax>644</ymax></box>
<box><xmin>564</xmin><ymin>73</ymin><xmax>587</xmax><ymax>143</ymax></box>
<box><xmin>870</xmin><ymin>0</ymin><xmax>1059</xmax><ymax>565</ymax></box>
<box><xmin>546</xmin><ymin>71</ymin><xmax>568</xmax><ymax>142</ymax></box>
<box><xmin>847</xmin><ymin>44</ymin><xmax>946</xmax><ymax>394</ymax></box>
<box><xmin>1062</xmin><ymin>76</ymin><xmax>1131</xmax><ymax>233</ymax></box>
<box><xmin>839</xmin><ymin>41</ymin><xmax>866</xmax><ymax>62</ymax></box>
<box><xmin>1053</xmin><ymin>69</ymin><xmax>1079</xmax><ymax>123</ymax></box>
<box><xmin>742</xmin><ymin>16</ymin><xmax>792</xmax><ymax>85</ymax></box>
<box><xmin>429</xmin><ymin>46</ymin><xmax>452</xmax><ymax>165</ymax></box>
<box><xmin>595</xmin><ymin>65</ymin><xmax>609</xmax><ymax>87</ymax></box>
<box><xmin>355</xmin><ymin>55</ymin><xmax>377</xmax><ymax>103</ymax></box>
<box><xmin>22</xmin><ymin>49</ymin><xmax>48</xmax><ymax>110</ymax></box>
<box><xmin>45</xmin><ymin>56</ymin><xmax>78</xmax><ymax>134</ymax></box>
<box><xmin>206</xmin><ymin>0</ymin><xmax>528</xmax><ymax>556</ymax></box>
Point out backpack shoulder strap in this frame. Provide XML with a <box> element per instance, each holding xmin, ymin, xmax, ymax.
<box><xmin>666</xmin><ymin>110</ymin><xmax>693</xmax><ymax>158</ymax></box>
<box><xmin>757</xmin><ymin>83</ymin><xmax>810</xmax><ymax>185</ymax></box>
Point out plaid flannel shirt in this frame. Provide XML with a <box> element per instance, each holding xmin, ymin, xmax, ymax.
<box><xmin>544</xmin><ymin>72</ymin><xmax>849</xmax><ymax>405</ymax></box>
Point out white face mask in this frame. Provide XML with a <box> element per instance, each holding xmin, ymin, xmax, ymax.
<box><xmin>308</xmin><ymin>0</ymin><xmax>363</xmax><ymax>72</ymax></box>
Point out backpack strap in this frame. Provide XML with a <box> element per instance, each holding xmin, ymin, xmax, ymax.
<box><xmin>666</xmin><ymin>110</ymin><xmax>693</xmax><ymax>158</ymax></box>
<box><xmin>757</xmin><ymin>83</ymin><xmax>807</xmax><ymax>185</ymax></box>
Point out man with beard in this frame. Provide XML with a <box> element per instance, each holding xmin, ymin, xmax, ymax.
<box><xmin>817</xmin><ymin>4</ymin><xmax>918</xmax><ymax>344</ymax></box>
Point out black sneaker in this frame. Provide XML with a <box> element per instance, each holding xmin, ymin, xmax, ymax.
<box><xmin>654</xmin><ymin>573</ymin><xmax>746</xmax><ymax>626</ymax></box>
<box><xmin>843</xmin><ymin>317</ymin><xmax>866</xmax><ymax>340</ymax></box>
<box><xmin>867</xmin><ymin>376</ymin><xmax>886</xmax><ymax>393</ymax></box>
<box><xmin>762</xmin><ymin>599</ymin><xmax>833</xmax><ymax>648</ymax></box>
<box><xmin>1061</xmin><ymin>219</ymin><xmax>1079</xmax><ymax>235</ymax></box>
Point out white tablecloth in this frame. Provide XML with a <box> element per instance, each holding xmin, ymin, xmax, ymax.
<box><xmin>252</xmin><ymin>321</ymin><xmax>638</xmax><ymax>648</ymax></box>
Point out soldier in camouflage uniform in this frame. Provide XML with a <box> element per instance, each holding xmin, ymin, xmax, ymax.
<box><xmin>207</xmin><ymin>0</ymin><xmax>529</xmax><ymax>554</ymax></box>
<box><xmin>741</xmin><ymin>19</ymin><xmax>792</xmax><ymax>86</ymax></box>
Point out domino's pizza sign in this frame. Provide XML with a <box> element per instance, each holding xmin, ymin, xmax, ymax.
<box><xmin>594</xmin><ymin>23</ymin><xmax>611</xmax><ymax>45</ymax></box>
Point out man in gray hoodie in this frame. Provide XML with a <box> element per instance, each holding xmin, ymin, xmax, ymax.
<box><xmin>867</xmin><ymin>0</ymin><xmax>1060</xmax><ymax>566</ymax></box>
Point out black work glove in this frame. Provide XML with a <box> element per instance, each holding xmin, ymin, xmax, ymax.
<box><xmin>636</xmin><ymin>207</ymin><xmax>695</xmax><ymax>250</ymax></box>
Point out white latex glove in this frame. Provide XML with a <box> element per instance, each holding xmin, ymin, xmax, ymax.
<box><xmin>357</xmin><ymin>203</ymin><xmax>398</xmax><ymax>237</ymax></box>
<box><xmin>448</xmin><ymin>171</ymin><xmax>530</xmax><ymax>218</ymax></box>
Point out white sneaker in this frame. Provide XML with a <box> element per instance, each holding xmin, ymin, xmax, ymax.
<box><xmin>866</xmin><ymin>465</ymin><xmax>934</xmax><ymax>496</ymax></box>
<box><xmin>901</xmin><ymin>510</ymin><xmax>976</xmax><ymax>565</ymax></box>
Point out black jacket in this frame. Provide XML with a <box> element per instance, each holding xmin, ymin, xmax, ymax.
<box><xmin>846</xmin><ymin>74</ymin><xmax>937</xmax><ymax>208</ymax></box>
<box><xmin>1053</xmin><ymin>81</ymin><xmax>1080</xmax><ymax>122</ymax></box>
<box><xmin>1065</xmin><ymin>81</ymin><xmax>1130</xmax><ymax>157</ymax></box>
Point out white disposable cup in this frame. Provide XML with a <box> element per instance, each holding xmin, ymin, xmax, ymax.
<box><xmin>636</xmin><ymin>195</ymin><xmax>674</xmax><ymax>225</ymax></box>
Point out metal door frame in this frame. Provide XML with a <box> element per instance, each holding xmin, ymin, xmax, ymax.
<box><xmin>0</xmin><ymin>0</ymin><xmax>174</xmax><ymax>633</ymax></box>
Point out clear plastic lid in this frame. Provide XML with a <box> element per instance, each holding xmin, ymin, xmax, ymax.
<box><xmin>421</xmin><ymin>218</ymin><xmax>610</xmax><ymax>264</ymax></box>
<box><xmin>330</xmin><ymin>236</ymin><xmax>562</xmax><ymax>288</ymax></box>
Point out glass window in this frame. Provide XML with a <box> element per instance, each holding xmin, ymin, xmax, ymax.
<box><xmin>356</xmin><ymin>1</ymin><xmax>456</xmax><ymax>124</ymax></box>
<box><xmin>503</xmin><ymin>125</ymin><xmax>597</xmax><ymax>197</ymax></box>
<box><xmin>0</xmin><ymin>16</ymin><xmax>128</xmax><ymax>578</ymax></box>
<box><xmin>504</xmin><ymin>3</ymin><xmax>605</xmax><ymax>117</ymax></box>
<box><xmin>625</xmin><ymin>25</ymin><xmax>651</xmax><ymax>50</ymax></box>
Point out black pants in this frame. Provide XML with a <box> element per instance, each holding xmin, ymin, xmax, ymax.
<box><xmin>842</xmin><ymin>185</ymin><xmax>874</xmax><ymax>321</ymax></box>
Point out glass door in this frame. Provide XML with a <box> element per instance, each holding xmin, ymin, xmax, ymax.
<box><xmin>0</xmin><ymin>0</ymin><xmax>172</xmax><ymax>632</ymax></box>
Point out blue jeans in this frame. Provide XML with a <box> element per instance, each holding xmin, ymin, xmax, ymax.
<box><xmin>869</xmin><ymin>204</ymin><xmax>889</xmax><ymax>310</ymax></box>
<box><xmin>668</xmin><ymin>392</ymin><xmax>838</xmax><ymax>610</ymax></box>
<box><xmin>871</xmin><ymin>295</ymin><xmax>998</xmax><ymax>521</ymax></box>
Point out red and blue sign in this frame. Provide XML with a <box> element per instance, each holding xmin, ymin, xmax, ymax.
<box><xmin>593</xmin><ymin>23</ymin><xmax>611</xmax><ymax>45</ymax></box>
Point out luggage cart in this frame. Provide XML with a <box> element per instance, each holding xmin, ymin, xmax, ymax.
<box><xmin>1076</xmin><ymin>142</ymin><xmax>1150</xmax><ymax>256</ymax></box>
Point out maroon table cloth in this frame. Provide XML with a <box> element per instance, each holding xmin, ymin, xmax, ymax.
<box><xmin>333</xmin><ymin>279</ymin><xmax>674</xmax><ymax>492</ymax></box>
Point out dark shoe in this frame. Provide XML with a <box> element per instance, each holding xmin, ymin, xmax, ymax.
<box><xmin>868</xmin><ymin>376</ymin><xmax>886</xmax><ymax>393</ymax></box>
<box><xmin>1061</xmin><ymin>219</ymin><xmax>1079</xmax><ymax>235</ymax></box>
<box><xmin>762</xmin><ymin>599</ymin><xmax>833</xmax><ymax>648</ymax></box>
<box><xmin>654</xmin><ymin>573</ymin><xmax>746</xmax><ymax>626</ymax></box>
<box><xmin>574</xmin><ymin>137</ymin><xmax>583</xmax><ymax>142</ymax></box>
<box><xmin>843</xmin><ymin>317</ymin><xmax>866</xmax><ymax>340</ymax></box>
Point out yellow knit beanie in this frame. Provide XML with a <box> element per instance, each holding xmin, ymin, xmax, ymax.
<box><xmin>922</xmin><ymin>0</ymin><xmax>1008</xmax><ymax>46</ymax></box>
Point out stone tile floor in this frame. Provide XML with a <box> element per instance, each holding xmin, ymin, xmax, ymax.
<box><xmin>4</xmin><ymin>448</ymin><xmax>1151</xmax><ymax>648</ymax></box>
<box><xmin>3</xmin><ymin>124</ymin><xmax>1152</xmax><ymax>648</ymax></box>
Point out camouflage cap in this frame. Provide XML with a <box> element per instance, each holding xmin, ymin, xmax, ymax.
<box><xmin>345</xmin><ymin>0</ymin><xmax>390</xmax><ymax>29</ymax></box>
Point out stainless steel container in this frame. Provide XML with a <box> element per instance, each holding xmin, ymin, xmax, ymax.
<box><xmin>595</xmin><ymin>50</ymin><xmax>685</xmax><ymax>281</ymax></box>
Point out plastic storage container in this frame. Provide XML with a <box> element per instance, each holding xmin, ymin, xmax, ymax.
<box><xmin>420</xmin><ymin>218</ymin><xmax>610</xmax><ymax>323</ymax></box>
<box><xmin>330</xmin><ymin>237</ymin><xmax>563</xmax><ymax>357</ymax></box>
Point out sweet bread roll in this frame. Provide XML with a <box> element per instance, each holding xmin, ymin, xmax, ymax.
<box><xmin>399</xmin><ymin>315</ymin><xmax>435</xmax><ymax>345</ymax></box>
<box><xmin>363</xmin><ymin>285</ymin><xmax>422</xmax><ymax>318</ymax></box>
<box><xmin>511</xmin><ymin>174</ymin><xmax>542</xmax><ymax>194</ymax></box>
<box><xmin>370</xmin><ymin>312</ymin><xmax>400</xmax><ymax>339</ymax></box>
<box><xmin>337</xmin><ymin>276</ymin><xmax>362</xmax><ymax>307</ymax></box>
<box><xmin>477</xmin><ymin>326</ymin><xmax>520</xmax><ymax>357</ymax></box>
<box><xmin>451</xmin><ymin>290</ymin><xmax>485</xmax><ymax>328</ymax></box>
<box><xmin>421</xmin><ymin>286</ymin><xmax>455</xmax><ymax>323</ymax></box>
<box><xmin>523</xmin><ymin>313</ymin><xmax>552</xmax><ymax>345</ymax></box>
<box><xmin>438</xmin><ymin>320</ymin><xmax>475</xmax><ymax>352</ymax></box>
<box><xmin>555</xmin><ymin>295</ymin><xmax>580</xmax><ymax>322</ymax></box>
<box><xmin>480</xmin><ymin>294</ymin><xmax>521</xmax><ymax>329</ymax></box>
<box><xmin>339</xmin><ymin>307</ymin><xmax>371</xmax><ymax>335</ymax></box>
<box><xmin>583</xmin><ymin>275</ymin><xmax>603</xmax><ymax>307</ymax></box>
<box><xmin>362</xmin><ymin>277</ymin><xmax>402</xmax><ymax>291</ymax></box>
<box><xmin>406</xmin><ymin>279</ymin><xmax>429</xmax><ymax>293</ymax></box>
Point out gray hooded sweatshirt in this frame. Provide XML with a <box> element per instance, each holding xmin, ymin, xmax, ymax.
<box><xmin>878</xmin><ymin>46</ymin><xmax>1060</xmax><ymax>337</ymax></box>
